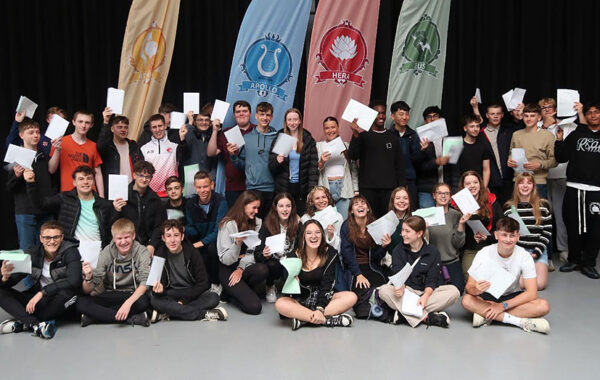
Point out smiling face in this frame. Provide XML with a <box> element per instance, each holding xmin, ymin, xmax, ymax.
<box><xmin>150</xmin><ymin>119</ymin><xmax>166</xmax><ymax>140</ymax></box>
<box><xmin>517</xmin><ymin>177</ymin><xmax>534</xmax><ymax>198</ymax></box>
<box><xmin>285</xmin><ymin>111</ymin><xmax>301</xmax><ymax>133</ymax></box>
<box><xmin>463</xmin><ymin>121</ymin><xmax>481</xmax><ymax>138</ymax></box>
<box><xmin>40</xmin><ymin>228</ymin><xmax>64</xmax><ymax>256</ymax></box>
<box><xmin>373</xmin><ymin>105</ymin><xmax>387</xmax><ymax>128</ymax></box>
<box><xmin>73</xmin><ymin>114</ymin><xmax>93</xmax><ymax>136</ymax></box>
<box><xmin>111</xmin><ymin>121</ymin><xmax>129</xmax><ymax>140</ymax></box>
<box><xmin>194</xmin><ymin>177</ymin><xmax>213</xmax><ymax>204</ymax></box>
<box><xmin>73</xmin><ymin>173</ymin><xmax>94</xmax><ymax>196</ymax></box>
<box><xmin>304</xmin><ymin>222</ymin><xmax>322</xmax><ymax>250</ymax></box>
<box><xmin>433</xmin><ymin>185</ymin><xmax>452</xmax><ymax>207</ymax></box>
<box><xmin>162</xmin><ymin>227</ymin><xmax>184</xmax><ymax>253</ymax></box>
<box><xmin>322</xmin><ymin>120</ymin><xmax>340</xmax><ymax>142</ymax></box>
<box><xmin>312</xmin><ymin>190</ymin><xmax>330</xmax><ymax>211</ymax></box>
<box><xmin>401</xmin><ymin>223</ymin><xmax>422</xmax><ymax>245</ymax></box>
<box><xmin>255</xmin><ymin>110</ymin><xmax>273</xmax><ymax>129</ymax></box>
<box><xmin>351</xmin><ymin>197</ymin><xmax>369</xmax><ymax>218</ymax></box>
<box><xmin>585</xmin><ymin>106</ymin><xmax>600</xmax><ymax>127</ymax></box>
<box><xmin>244</xmin><ymin>200</ymin><xmax>261</xmax><ymax>220</ymax></box>
<box><xmin>540</xmin><ymin>103</ymin><xmax>556</xmax><ymax>119</ymax></box>
<box><xmin>114</xmin><ymin>231</ymin><xmax>135</xmax><ymax>255</ymax></box>
<box><xmin>393</xmin><ymin>189</ymin><xmax>410</xmax><ymax>214</ymax></box>
<box><xmin>495</xmin><ymin>229</ymin><xmax>519</xmax><ymax>253</ymax></box>
<box><xmin>391</xmin><ymin>109</ymin><xmax>410</xmax><ymax>128</ymax></box>
<box><xmin>194</xmin><ymin>115</ymin><xmax>211</xmax><ymax>132</ymax></box>
<box><xmin>234</xmin><ymin>105</ymin><xmax>251</xmax><ymax>128</ymax></box>
<box><xmin>276</xmin><ymin>197</ymin><xmax>292</xmax><ymax>223</ymax></box>
<box><xmin>523</xmin><ymin>112</ymin><xmax>541</xmax><ymax>128</ymax></box>
<box><xmin>463</xmin><ymin>175</ymin><xmax>481</xmax><ymax>199</ymax></box>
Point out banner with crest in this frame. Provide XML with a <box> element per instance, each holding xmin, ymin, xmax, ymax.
<box><xmin>303</xmin><ymin>0</ymin><xmax>380</xmax><ymax>142</ymax></box>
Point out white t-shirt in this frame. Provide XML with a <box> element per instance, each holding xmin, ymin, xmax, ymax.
<box><xmin>324</xmin><ymin>153</ymin><xmax>345</xmax><ymax>178</ymax></box>
<box><xmin>470</xmin><ymin>244</ymin><xmax>536</xmax><ymax>296</ymax></box>
<box><xmin>39</xmin><ymin>259</ymin><xmax>53</xmax><ymax>288</ymax></box>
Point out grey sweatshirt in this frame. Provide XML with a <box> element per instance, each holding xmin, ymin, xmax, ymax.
<box><xmin>217</xmin><ymin>218</ymin><xmax>262</xmax><ymax>270</ymax></box>
<box><xmin>91</xmin><ymin>240</ymin><xmax>151</xmax><ymax>295</ymax></box>
<box><xmin>427</xmin><ymin>208</ymin><xmax>465</xmax><ymax>264</ymax></box>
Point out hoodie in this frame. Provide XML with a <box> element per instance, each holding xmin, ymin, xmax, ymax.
<box><xmin>230</xmin><ymin>126</ymin><xmax>278</xmax><ymax>192</ymax></box>
<box><xmin>91</xmin><ymin>240</ymin><xmax>150</xmax><ymax>295</ymax></box>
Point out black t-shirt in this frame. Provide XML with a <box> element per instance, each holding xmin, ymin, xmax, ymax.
<box><xmin>457</xmin><ymin>136</ymin><xmax>493</xmax><ymax>177</ymax></box>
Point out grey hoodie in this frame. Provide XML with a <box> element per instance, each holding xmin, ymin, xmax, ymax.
<box><xmin>91</xmin><ymin>240</ymin><xmax>150</xmax><ymax>295</ymax></box>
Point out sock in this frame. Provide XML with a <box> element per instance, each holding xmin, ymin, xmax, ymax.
<box><xmin>502</xmin><ymin>313</ymin><xmax>522</xmax><ymax>327</ymax></box>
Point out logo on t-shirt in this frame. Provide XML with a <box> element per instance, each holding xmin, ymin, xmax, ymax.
<box><xmin>69</xmin><ymin>152</ymin><xmax>90</xmax><ymax>164</ymax></box>
<box><xmin>576</xmin><ymin>138</ymin><xmax>600</xmax><ymax>153</ymax></box>
<box><xmin>386</xmin><ymin>142</ymin><xmax>392</xmax><ymax>149</ymax></box>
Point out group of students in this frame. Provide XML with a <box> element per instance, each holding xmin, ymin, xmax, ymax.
<box><xmin>2</xmin><ymin>92</ymin><xmax>600</xmax><ymax>338</ymax></box>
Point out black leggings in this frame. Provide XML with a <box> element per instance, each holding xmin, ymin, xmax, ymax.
<box><xmin>76</xmin><ymin>291</ymin><xmax>150</xmax><ymax>323</ymax></box>
<box><xmin>263</xmin><ymin>258</ymin><xmax>284</xmax><ymax>286</ymax></box>
<box><xmin>0</xmin><ymin>288</ymin><xmax>77</xmax><ymax>325</ymax></box>
<box><xmin>199</xmin><ymin>243</ymin><xmax>220</xmax><ymax>285</ymax></box>
<box><xmin>352</xmin><ymin>264</ymin><xmax>388</xmax><ymax>319</ymax></box>
<box><xmin>219</xmin><ymin>263</ymin><xmax>268</xmax><ymax>315</ymax></box>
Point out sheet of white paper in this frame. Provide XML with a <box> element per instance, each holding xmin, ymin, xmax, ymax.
<box><xmin>452</xmin><ymin>187</ymin><xmax>480</xmax><ymax>215</ymax></box>
<box><xmin>510</xmin><ymin>88</ymin><xmax>526</xmax><ymax>109</ymax></box>
<box><xmin>413</xmin><ymin>207</ymin><xmax>445</xmax><ymax>227</ymax></box>
<box><xmin>183</xmin><ymin>92</ymin><xmax>200</xmax><ymax>114</ymax></box>
<box><xmin>312</xmin><ymin>206</ymin><xmax>341</xmax><ymax>231</ymax></box>
<box><xmin>211</xmin><ymin>99</ymin><xmax>230</xmax><ymax>122</ymax></box>
<box><xmin>230</xmin><ymin>230</ymin><xmax>260</xmax><ymax>238</ymax></box>
<box><xmin>468</xmin><ymin>259</ymin><xmax>516</xmax><ymax>299</ymax></box>
<box><xmin>502</xmin><ymin>89</ymin><xmax>515</xmax><ymax>111</ymax></box>
<box><xmin>265</xmin><ymin>233</ymin><xmax>286</xmax><ymax>255</ymax></box>
<box><xmin>4</xmin><ymin>144</ymin><xmax>36</xmax><ymax>169</ymax></box>
<box><xmin>557</xmin><ymin>89</ymin><xmax>580</xmax><ymax>117</ymax></box>
<box><xmin>146</xmin><ymin>256</ymin><xmax>166</xmax><ymax>286</ymax></box>
<box><xmin>341</xmin><ymin>98</ymin><xmax>378</xmax><ymax>131</ymax></box>
<box><xmin>166</xmin><ymin>209</ymin><xmax>185</xmax><ymax>221</ymax></box>
<box><xmin>475</xmin><ymin>88</ymin><xmax>482</xmax><ymax>104</ymax></box>
<box><xmin>416</xmin><ymin>118</ymin><xmax>448</xmax><ymax>141</ymax></box>
<box><xmin>230</xmin><ymin>230</ymin><xmax>261</xmax><ymax>248</ymax></box>
<box><xmin>401</xmin><ymin>288</ymin><xmax>423</xmax><ymax>318</ymax></box>
<box><xmin>558</xmin><ymin>116</ymin><xmax>577</xmax><ymax>126</ymax></box>
<box><xmin>78</xmin><ymin>240</ymin><xmax>102</xmax><ymax>269</ymax></box>
<box><xmin>466</xmin><ymin>220</ymin><xmax>491</xmax><ymax>236</ymax></box>
<box><xmin>183</xmin><ymin>164</ymin><xmax>199</xmax><ymax>197</ymax></box>
<box><xmin>367</xmin><ymin>210</ymin><xmax>400</xmax><ymax>245</ymax></box>
<box><xmin>7</xmin><ymin>256</ymin><xmax>32</xmax><ymax>274</ymax></box>
<box><xmin>388</xmin><ymin>263</ymin><xmax>412</xmax><ymax>287</ymax></box>
<box><xmin>507</xmin><ymin>212</ymin><xmax>531</xmax><ymax>236</ymax></box>
<box><xmin>108</xmin><ymin>174</ymin><xmax>129</xmax><ymax>201</ymax></box>
<box><xmin>511</xmin><ymin>148</ymin><xmax>530</xmax><ymax>173</ymax></box>
<box><xmin>16</xmin><ymin>96</ymin><xmax>38</xmax><ymax>118</ymax></box>
<box><xmin>224</xmin><ymin>126</ymin><xmax>245</xmax><ymax>149</ymax></box>
<box><xmin>170</xmin><ymin>112</ymin><xmax>187</xmax><ymax>129</ymax></box>
<box><xmin>271</xmin><ymin>133</ymin><xmax>297</xmax><ymax>157</ymax></box>
<box><xmin>45</xmin><ymin>114</ymin><xmax>70</xmax><ymax>140</ymax></box>
<box><xmin>106</xmin><ymin>87</ymin><xmax>124</xmax><ymax>115</ymax></box>
<box><xmin>322</xmin><ymin>137</ymin><xmax>347</xmax><ymax>156</ymax></box>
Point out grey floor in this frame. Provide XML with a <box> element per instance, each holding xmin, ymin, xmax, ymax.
<box><xmin>1</xmin><ymin>262</ymin><xmax>599</xmax><ymax>380</ymax></box>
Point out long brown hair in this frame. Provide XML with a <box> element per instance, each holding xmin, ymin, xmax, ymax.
<box><xmin>264</xmin><ymin>192</ymin><xmax>299</xmax><ymax>242</ymax></box>
<box><xmin>305</xmin><ymin>186</ymin><xmax>335</xmax><ymax>216</ymax></box>
<box><xmin>458</xmin><ymin>171</ymin><xmax>491</xmax><ymax>220</ymax></box>
<box><xmin>388</xmin><ymin>186</ymin><xmax>413</xmax><ymax>217</ymax></box>
<box><xmin>347</xmin><ymin>195</ymin><xmax>376</xmax><ymax>248</ymax></box>
<box><xmin>219</xmin><ymin>190</ymin><xmax>261</xmax><ymax>231</ymax></box>
<box><xmin>283</xmin><ymin>108</ymin><xmax>304</xmax><ymax>152</ymax></box>
<box><xmin>505</xmin><ymin>172</ymin><xmax>548</xmax><ymax>225</ymax></box>
<box><xmin>296</xmin><ymin>220</ymin><xmax>329</xmax><ymax>269</ymax></box>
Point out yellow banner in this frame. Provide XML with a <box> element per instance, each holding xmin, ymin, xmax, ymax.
<box><xmin>118</xmin><ymin>0</ymin><xmax>180</xmax><ymax>140</ymax></box>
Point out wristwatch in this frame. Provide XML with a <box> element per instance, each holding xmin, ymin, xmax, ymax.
<box><xmin>503</xmin><ymin>302</ymin><xmax>509</xmax><ymax>310</ymax></box>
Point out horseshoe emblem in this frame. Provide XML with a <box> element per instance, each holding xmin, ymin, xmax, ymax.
<box><xmin>257</xmin><ymin>44</ymin><xmax>281</xmax><ymax>77</ymax></box>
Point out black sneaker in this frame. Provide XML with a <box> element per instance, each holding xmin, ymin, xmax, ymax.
<box><xmin>325</xmin><ymin>313</ymin><xmax>353</xmax><ymax>328</ymax></box>
<box><xmin>392</xmin><ymin>311</ymin><xmax>407</xmax><ymax>325</ymax></box>
<box><xmin>33</xmin><ymin>321</ymin><xmax>57</xmax><ymax>339</ymax></box>
<box><xmin>291</xmin><ymin>318</ymin><xmax>306</xmax><ymax>331</ymax></box>
<box><xmin>81</xmin><ymin>314</ymin><xmax>96</xmax><ymax>328</ymax></box>
<box><xmin>150</xmin><ymin>310</ymin><xmax>170</xmax><ymax>324</ymax></box>
<box><xmin>425</xmin><ymin>312</ymin><xmax>450</xmax><ymax>328</ymax></box>
<box><xmin>203</xmin><ymin>307</ymin><xmax>228</xmax><ymax>321</ymax></box>
<box><xmin>126</xmin><ymin>312</ymin><xmax>150</xmax><ymax>327</ymax></box>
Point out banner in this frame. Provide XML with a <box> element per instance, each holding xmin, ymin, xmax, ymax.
<box><xmin>118</xmin><ymin>0</ymin><xmax>181</xmax><ymax>139</ymax></box>
<box><xmin>386</xmin><ymin>0</ymin><xmax>450</xmax><ymax>125</ymax></box>
<box><xmin>222</xmin><ymin>0</ymin><xmax>311</xmax><ymax>130</ymax></box>
<box><xmin>303</xmin><ymin>0</ymin><xmax>380</xmax><ymax>142</ymax></box>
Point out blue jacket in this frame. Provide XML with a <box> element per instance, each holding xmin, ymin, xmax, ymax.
<box><xmin>339</xmin><ymin>220</ymin><xmax>387</xmax><ymax>282</ymax></box>
<box><xmin>391</xmin><ymin>126</ymin><xmax>420</xmax><ymax>181</ymax></box>
<box><xmin>231</xmin><ymin>126</ymin><xmax>278</xmax><ymax>192</ymax></box>
<box><xmin>185</xmin><ymin>191</ymin><xmax>228</xmax><ymax>246</ymax></box>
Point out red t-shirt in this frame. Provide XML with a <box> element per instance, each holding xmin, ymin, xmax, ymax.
<box><xmin>217</xmin><ymin>124</ymin><xmax>255</xmax><ymax>191</ymax></box>
<box><xmin>51</xmin><ymin>135</ymin><xmax>103</xmax><ymax>191</ymax></box>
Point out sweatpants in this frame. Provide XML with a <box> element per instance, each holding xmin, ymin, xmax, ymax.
<box><xmin>76</xmin><ymin>291</ymin><xmax>151</xmax><ymax>323</ymax></box>
<box><xmin>378</xmin><ymin>284</ymin><xmax>460</xmax><ymax>327</ymax></box>
<box><xmin>219</xmin><ymin>262</ymin><xmax>268</xmax><ymax>315</ymax></box>
<box><xmin>563</xmin><ymin>187</ymin><xmax>600</xmax><ymax>267</ymax></box>
<box><xmin>547</xmin><ymin>178</ymin><xmax>568</xmax><ymax>252</ymax></box>
<box><xmin>150</xmin><ymin>290</ymin><xmax>219</xmax><ymax>320</ymax></box>
<box><xmin>199</xmin><ymin>243</ymin><xmax>220</xmax><ymax>285</ymax></box>
<box><xmin>360</xmin><ymin>188</ymin><xmax>393</xmax><ymax>219</ymax></box>
<box><xmin>0</xmin><ymin>288</ymin><xmax>77</xmax><ymax>325</ymax></box>
<box><xmin>263</xmin><ymin>258</ymin><xmax>284</xmax><ymax>286</ymax></box>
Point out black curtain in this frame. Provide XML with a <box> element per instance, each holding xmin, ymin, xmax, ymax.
<box><xmin>2</xmin><ymin>0</ymin><xmax>599</xmax><ymax>249</ymax></box>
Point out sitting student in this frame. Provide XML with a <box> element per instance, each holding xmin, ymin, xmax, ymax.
<box><xmin>428</xmin><ymin>183</ymin><xmax>469</xmax><ymax>294</ymax></box>
<box><xmin>179</xmin><ymin>109</ymin><xmax>218</xmax><ymax>179</ymax></box>
<box><xmin>113</xmin><ymin>161</ymin><xmax>161</xmax><ymax>257</ymax></box>
<box><xmin>217</xmin><ymin>191</ymin><xmax>267</xmax><ymax>315</ymax></box>
<box><xmin>254</xmin><ymin>193</ymin><xmax>301</xmax><ymax>303</ymax></box>
<box><xmin>7</xmin><ymin>118</ymin><xmax>53</xmax><ymax>251</ymax></box>
<box><xmin>300</xmin><ymin>186</ymin><xmax>344</xmax><ymax>251</ymax></box>
<box><xmin>453</xmin><ymin>171</ymin><xmax>503</xmax><ymax>277</ymax></box>
<box><xmin>150</xmin><ymin>220</ymin><xmax>226</xmax><ymax>323</ymax></box>
<box><xmin>462</xmin><ymin>217</ymin><xmax>551</xmax><ymax>333</ymax></box>
<box><xmin>25</xmin><ymin>165</ymin><xmax>114</xmax><ymax>248</ymax></box>
<box><xmin>150</xmin><ymin>176</ymin><xmax>189</xmax><ymax>249</ymax></box>
<box><xmin>0</xmin><ymin>221</ymin><xmax>81</xmax><ymax>339</ymax></box>
<box><xmin>316</xmin><ymin>116</ymin><xmax>359</xmax><ymax>220</ymax></box>
<box><xmin>387</xmin><ymin>186</ymin><xmax>413</xmax><ymax>253</ymax></box>
<box><xmin>186</xmin><ymin>171</ymin><xmax>229</xmax><ymax>295</ymax></box>
<box><xmin>378</xmin><ymin>216</ymin><xmax>460</xmax><ymax>328</ymax></box>
<box><xmin>76</xmin><ymin>218</ymin><xmax>151</xmax><ymax>327</ymax></box>
<box><xmin>457</xmin><ymin>114</ymin><xmax>493</xmax><ymax>188</ymax></box>
<box><xmin>275</xmin><ymin>220</ymin><xmax>357</xmax><ymax>330</ymax></box>
<box><xmin>340</xmin><ymin>195</ymin><xmax>390</xmax><ymax>319</ymax></box>
<box><xmin>504</xmin><ymin>173</ymin><xmax>552</xmax><ymax>290</ymax></box>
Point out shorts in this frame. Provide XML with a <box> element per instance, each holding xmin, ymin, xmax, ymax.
<box><xmin>480</xmin><ymin>291</ymin><xmax>523</xmax><ymax>303</ymax></box>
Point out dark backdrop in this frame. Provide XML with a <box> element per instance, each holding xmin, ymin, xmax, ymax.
<box><xmin>2</xmin><ymin>0</ymin><xmax>599</xmax><ymax>249</ymax></box>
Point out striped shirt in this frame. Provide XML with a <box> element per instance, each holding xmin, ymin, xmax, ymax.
<box><xmin>504</xmin><ymin>202</ymin><xmax>552</xmax><ymax>258</ymax></box>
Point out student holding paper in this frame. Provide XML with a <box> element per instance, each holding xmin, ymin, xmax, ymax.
<box><xmin>216</xmin><ymin>191</ymin><xmax>267</xmax><ymax>314</ymax></box>
<box><xmin>300</xmin><ymin>186</ymin><xmax>344</xmax><ymax>251</ymax></box>
<box><xmin>503</xmin><ymin>173</ymin><xmax>552</xmax><ymax>290</ymax></box>
<box><xmin>428</xmin><ymin>183</ymin><xmax>469</xmax><ymax>294</ymax></box>
<box><xmin>457</xmin><ymin>114</ymin><xmax>493</xmax><ymax>188</ymax></box>
<box><xmin>348</xmin><ymin>100</ymin><xmax>406</xmax><ymax>219</ymax></box>
<box><xmin>462</xmin><ymin>217</ymin><xmax>550</xmax><ymax>333</ymax></box>
<box><xmin>378</xmin><ymin>216</ymin><xmax>460</xmax><ymax>328</ymax></box>
<box><xmin>453</xmin><ymin>171</ymin><xmax>503</xmax><ymax>277</ymax></box>
<box><xmin>179</xmin><ymin>109</ymin><xmax>218</xmax><ymax>179</ymax></box>
<box><xmin>316</xmin><ymin>116</ymin><xmax>358</xmax><ymax>219</ymax></box>
<box><xmin>340</xmin><ymin>195</ymin><xmax>390</xmax><ymax>319</ymax></box>
<box><xmin>185</xmin><ymin>171</ymin><xmax>229</xmax><ymax>295</ymax></box>
<box><xmin>7</xmin><ymin>118</ymin><xmax>54</xmax><ymax>251</ymax></box>
<box><xmin>230</xmin><ymin>102</ymin><xmax>278</xmax><ymax>218</ymax></box>
<box><xmin>555</xmin><ymin>102</ymin><xmax>600</xmax><ymax>279</ymax></box>
<box><xmin>254</xmin><ymin>193</ymin><xmax>301</xmax><ymax>303</ymax></box>
<box><xmin>150</xmin><ymin>220</ymin><xmax>226</xmax><ymax>323</ymax></box>
<box><xmin>269</xmin><ymin>108</ymin><xmax>318</xmax><ymax>215</ymax></box>
<box><xmin>386</xmin><ymin>187</ymin><xmax>413</xmax><ymax>253</ymax></box>
<box><xmin>137</xmin><ymin>103</ymin><xmax>181</xmax><ymax>147</ymax></box>
<box><xmin>5</xmin><ymin>107</ymin><xmax>63</xmax><ymax>157</ymax></box>
<box><xmin>275</xmin><ymin>220</ymin><xmax>357</xmax><ymax>330</ymax></box>
<box><xmin>0</xmin><ymin>221</ymin><xmax>81</xmax><ymax>339</ymax></box>
<box><xmin>76</xmin><ymin>218</ymin><xmax>151</xmax><ymax>327</ymax></box>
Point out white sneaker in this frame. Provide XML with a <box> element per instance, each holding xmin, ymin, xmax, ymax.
<box><xmin>521</xmin><ymin>318</ymin><xmax>550</xmax><ymax>334</ymax></box>
<box><xmin>210</xmin><ymin>283</ymin><xmax>223</xmax><ymax>296</ymax></box>
<box><xmin>472</xmin><ymin>313</ymin><xmax>490</xmax><ymax>328</ymax></box>
<box><xmin>204</xmin><ymin>307</ymin><xmax>228</xmax><ymax>321</ymax></box>
<box><xmin>266</xmin><ymin>285</ymin><xmax>277</xmax><ymax>303</ymax></box>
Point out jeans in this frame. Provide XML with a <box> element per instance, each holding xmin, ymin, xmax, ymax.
<box><xmin>329</xmin><ymin>178</ymin><xmax>350</xmax><ymax>220</ymax></box>
<box><xmin>15</xmin><ymin>213</ymin><xmax>52</xmax><ymax>251</ymax></box>
<box><xmin>417</xmin><ymin>192</ymin><xmax>435</xmax><ymax>209</ymax></box>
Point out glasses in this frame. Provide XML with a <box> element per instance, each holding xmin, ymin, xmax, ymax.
<box><xmin>135</xmin><ymin>174</ymin><xmax>153</xmax><ymax>180</ymax></box>
<box><xmin>41</xmin><ymin>235</ymin><xmax>62</xmax><ymax>242</ymax></box>
<box><xmin>435</xmin><ymin>191</ymin><xmax>451</xmax><ymax>196</ymax></box>
<box><xmin>425</xmin><ymin>113</ymin><xmax>440</xmax><ymax>121</ymax></box>
<box><xmin>541</xmin><ymin>106</ymin><xmax>555</xmax><ymax>110</ymax></box>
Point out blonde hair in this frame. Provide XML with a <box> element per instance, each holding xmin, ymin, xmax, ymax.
<box><xmin>505</xmin><ymin>172</ymin><xmax>548</xmax><ymax>225</ymax></box>
<box><xmin>111</xmin><ymin>218</ymin><xmax>135</xmax><ymax>236</ymax></box>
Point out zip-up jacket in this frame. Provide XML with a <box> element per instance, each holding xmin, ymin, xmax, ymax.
<box><xmin>179</xmin><ymin>125</ymin><xmax>217</xmax><ymax>178</ymax></box>
<box><xmin>139</xmin><ymin>135</ymin><xmax>184</xmax><ymax>197</ymax></box>
<box><xmin>268</xmin><ymin>129</ymin><xmax>318</xmax><ymax>195</ymax></box>
<box><xmin>230</xmin><ymin>126</ymin><xmax>278</xmax><ymax>192</ymax></box>
<box><xmin>287</xmin><ymin>247</ymin><xmax>339</xmax><ymax>308</ymax></box>
<box><xmin>185</xmin><ymin>191</ymin><xmax>228</xmax><ymax>246</ymax></box>
<box><xmin>391</xmin><ymin>126</ymin><xmax>420</xmax><ymax>181</ymax></box>
<box><xmin>7</xmin><ymin>151</ymin><xmax>54</xmax><ymax>214</ymax></box>
<box><xmin>115</xmin><ymin>183</ymin><xmax>162</xmax><ymax>247</ymax></box>
<box><xmin>97</xmin><ymin>122</ymin><xmax>142</xmax><ymax>191</ymax></box>
<box><xmin>390</xmin><ymin>241</ymin><xmax>441</xmax><ymax>291</ymax></box>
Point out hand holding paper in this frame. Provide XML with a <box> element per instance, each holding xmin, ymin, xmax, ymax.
<box><xmin>557</xmin><ymin>89</ymin><xmax>580</xmax><ymax>117</ymax></box>
<box><xmin>46</xmin><ymin>114</ymin><xmax>70</xmax><ymax>140</ymax></box>
<box><xmin>146</xmin><ymin>256</ymin><xmax>166</xmax><ymax>286</ymax></box>
<box><xmin>416</xmin><ymin>118</ymin><xmax>448</xmax><ymax>142</ymax></box>
<box><xmin>452</xmin><ymin>187</ymin><xmax>480</xmax><ymax>214</ymax></box>
<box><xmin>224</xmin><ymin>126</ymin><xmax>245</xmax><ymax>149</ymax></box>
<box><xmin>16</xmin><ymin>96</ymin><xmax>38</xmax><ymax>118</ymax></box>
<box><xmin>107</xmin><ymin>88</ymin><xmax>124</xmax><ymax>115</ymax></box>
<box><xmin>271</xmin><ymin>133</ymin><xmax>297</xmax><ymax>157</ymax></box>
<box><xmin>211</xmin><ymin>99</ymin><xmax>230</xmax><ymax>122</ymax></box>
<box><xmin>184</xmin><ymin>92</ymin><xmax>200</xmax><ymax>114</ymax></box>
<box><xmin>341</xmin><ymin>99</ymin><xmax>378</xmax><ymax>131</ymax></box>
